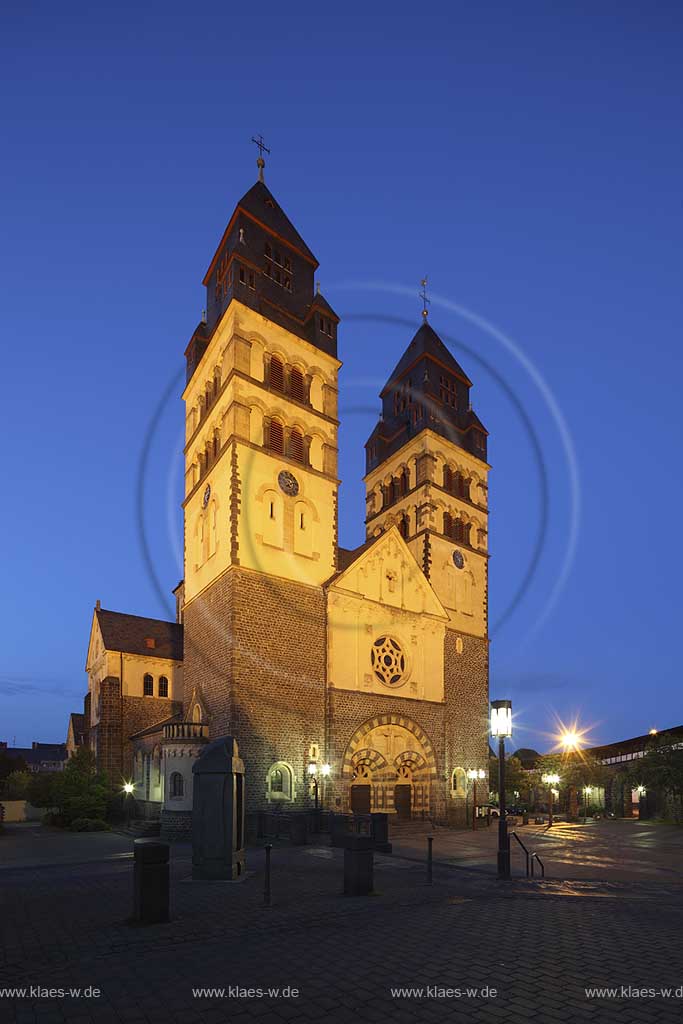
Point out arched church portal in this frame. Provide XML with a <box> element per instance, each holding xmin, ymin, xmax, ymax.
<box><xmin>343</xmin><ymin>716</ymin><xmax>437</xmax><ymax>818</ymax></box>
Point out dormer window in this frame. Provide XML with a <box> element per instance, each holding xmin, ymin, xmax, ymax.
<box><xmin>145</xmin><ymin>638</ymin><xmax>156</xmax><ymax>650</ymax></box>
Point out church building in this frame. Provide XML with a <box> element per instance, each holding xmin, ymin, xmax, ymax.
<box><xmin>69</xmin><ymin>154</ymin><xmax>491</xmax><ymax>836</ymax></box>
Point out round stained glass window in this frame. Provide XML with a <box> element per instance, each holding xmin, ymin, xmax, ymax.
<box><xmin>371</xmin><ymin>636</ymin><xmax>407</xmax><ymax>688</ymax></box>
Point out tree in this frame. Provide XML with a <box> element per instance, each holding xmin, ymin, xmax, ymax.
<box><xmin>0</xmin><ymin>750</ymin><xmax>27</xmax><ymax>784</ymax></box>
<box><xmin>626</xmin><ymin>732</ymin><xmax>683</xmax><ymax>822</ymax></box>
<box><xmin>27</xmin><ymin>771</ymin><xmax>58</xmax><ymax>809</ymax></box>
<box><xmin>488</xmin><ymin>754</ymin><xmax>529</xmax><ymax>804</ymax></box>
<box><xmin>51</xmin><ymin>748</ymin><xmax>110</xmax><ymax>825</ymax></box>
<box><xmin>3</xmin><ymin>770</ymin><xmax>31</xmax><ymax>800</ymax></box>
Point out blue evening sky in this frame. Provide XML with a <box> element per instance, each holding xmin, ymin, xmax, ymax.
<box><xmin>1</xmin><ymin>2</ymin><xmax>681</xmax><ymax>752</ymax></box>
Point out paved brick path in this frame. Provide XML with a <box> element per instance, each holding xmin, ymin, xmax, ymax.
<box><xmin>1</xmin><ymin>824</ymin><xmax>682</xmax><ymax>1023</ymax></box>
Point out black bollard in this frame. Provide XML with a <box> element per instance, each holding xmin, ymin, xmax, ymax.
<box><xmin>133</xmin><ymin>839</ymin><xmax>169</xmax><ymax>924</ymax></box>
<box><xmin>264</xmin><ymin>843</ymin><xmax>272</xmax><ymax>906</ymax></box>
<box><xmin>427</xmin><ymin>835</ymin><xmax>433</xmax><ymax>883</ymax></box>
<box><xmin>343</xmin><ymin>834</ymin><xmax>374</xmax><ymax>896</ymax></box>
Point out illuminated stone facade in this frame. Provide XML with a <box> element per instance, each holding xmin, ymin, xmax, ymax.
<box><xmin>169</xmin><ymin>170</ymin><xmax>491</xmax><ymax>828</ymax></box>
<box><xmin>77</xmin><ymin>167</ymin><xmax>491</xmax><ymax>830</ymax></box>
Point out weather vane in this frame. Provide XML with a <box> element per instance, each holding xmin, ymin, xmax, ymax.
<box><xmin>251</xmin><ymin>134</ymin><xmax>270</xmax><ymax>182</ymax></box>
<box><xmin>420</xmin><ymin>276</ymin><xmax>430</xmax><ymax>320</ymax></box>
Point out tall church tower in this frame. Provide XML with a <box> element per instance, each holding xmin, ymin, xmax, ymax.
<box><xmin>180</xmin><ymin>156</ymin><xmax>340</xmax><ymax>809</ymax></box>
<box><xmin>363</xmin><ymin>317</ymin><xmax>489</xmax><ymax>637</ymax></box>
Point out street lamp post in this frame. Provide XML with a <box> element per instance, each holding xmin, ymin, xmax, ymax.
<box><xmin>467</xmin><ymin>769</ymin><xmax>486</xmax><ymax>831</ymax></box>
<box><xmin>490</xmin><ymin>700</ymin><xmax>513</xmax><ymax>879</ymax></box>
<box><xmin>122</xmin><ymin>781</ymin><xmax>135</xmax><ymax>828</ymax></box>
<box><xmin>581</xmin><ymin>782</ymin><xmax>593</xmax><ymax>823</ymax></box>
<box><xmin>542</xmin><ymin>772</ymin><xmax>560</xmax><ymax>827</ymax></box>
<box><xmin>308</xmin><ymin>761</ymin><xmax>331</xmax><ymax>813</ymax></box>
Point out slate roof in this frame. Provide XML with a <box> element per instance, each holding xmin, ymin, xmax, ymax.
<box><xmin>308</xmin><ymin>290</ymin><xmax>339</xmax><ymax>321</ymax></box>
<box><xmin>68</xmin><ymin>713</ymin><xmax>86</xmax><ymax>743</ymax></box>
<box><xmin>2</xmin><ymin>743</ymin><xmax>67</xmax><ymax>767</ymax></box>
<box><xmin>381</xmin><ymin>321</ymin><xmax>472</xmax><ymax>395</ymax></box>
<box><xmin>95</xmin><ymin>608</ymin><xmax>183</xmax><ymax>661</ymax></box>
<box><xmin>236</xmin><ymin>180</ymin><xmax>317</xmax><ymax>263</ymax></box>
<box><xmin>585</xmin><ymin>725</ymin><xmax>683</xmax><ymax>760</ymax></box>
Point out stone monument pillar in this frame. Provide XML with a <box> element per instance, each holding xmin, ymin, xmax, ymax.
<box><xmin>192</xmin><ymin>736</ymin><xmax>246</xmax><ymax>880</ymax></box>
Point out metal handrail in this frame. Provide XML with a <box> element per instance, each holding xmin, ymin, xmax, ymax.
<box><xmin>508</xmin><ymin>830</ymin><xmax>531</xmax><ymax>876</ymax></box>
<box><xmin>531</xmin><ymin>852</ymin><xmax>545</xmax><ymax>878</ymax></box>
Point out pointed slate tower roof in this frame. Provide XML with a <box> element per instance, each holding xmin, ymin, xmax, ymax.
<box><xmin>365</xmin><ymin>320</ymin><xmax>488</xmax><ymax>471</ymax></box>
<box><xmin>186</xmin><ymin>160</ymin><xmax>338</xmax><ymax>382</ymax></box>
<box><xmin>381</xmin><ymin>321</ymin><xmax>471</xmax><ymax>396</ymax></box>
<box><xmin>233</xmin><ymin>180</ymin><xmax>317</xmax><ymax>265</ymax></box>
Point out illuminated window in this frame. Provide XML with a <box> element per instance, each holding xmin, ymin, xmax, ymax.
<box><xmin>267</xmin><ymin>762</ymin><xmax>294</xmax><ymax>801</ymax></box>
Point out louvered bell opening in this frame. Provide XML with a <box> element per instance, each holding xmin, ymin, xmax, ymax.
<box><xmin>270</xmin><ymin>356</ymin><xmax>285</xmax><ymax>392</ymax></box>
<box><xmin>269</xmin><ymin>419</ymin><xmax>284</xmax><ymax>454</ymax></box>
<box><xmin>290</xmin><ymin>368</ymin><xmax>306</xmax><ymax>403</ymax></box>
<box><xmin>289</xmin><ymin>429</ymin><xmax>305</xmax><ymax>463</ymax></box>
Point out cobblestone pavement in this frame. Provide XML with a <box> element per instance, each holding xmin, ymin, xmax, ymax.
<box><xmin>390</xmin><ymin>818</ymin><xmax>683</xmax><ymax>882</ymax></box>
<box><xmin>1</xmin><ymin>825</ymin><xmax>682</xmax><ymax>1023</ymax></box>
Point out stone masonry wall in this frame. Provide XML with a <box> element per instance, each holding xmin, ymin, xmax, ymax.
<box><xmin>444</xmin><ymin>629</ymin><xmax>490</xmax><ymax>825</ymax></box>
<box><xmin>183</xmin><ymin>567</ymin><xmax>327</xmax><ymax>822</ymax></box>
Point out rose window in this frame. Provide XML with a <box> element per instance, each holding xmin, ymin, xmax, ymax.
<box><xmin>371</xmin><ymin>636</ymin><xmax>407</xmax><ymax>687</ymax></box>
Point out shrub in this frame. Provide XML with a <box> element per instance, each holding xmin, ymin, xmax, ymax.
<box><xmin>42</xmin><ymin>811</ymin><xmax>65</xmax><ymax>827</ymax></box>
<box><xmin>69</xmin><ymin>818</ymin><xmax>110</xmax><ymax>832</ymax></box>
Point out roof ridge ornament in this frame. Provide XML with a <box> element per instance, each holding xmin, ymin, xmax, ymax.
<box><xmin>251</xmin><ymin>133</ymin><xmax>270</xmax><ymax>182</ymax></box>
<box><xmin>420</xmin><ymin>276</ymin><xmax>430</xmax><ymax>320</ymax></box>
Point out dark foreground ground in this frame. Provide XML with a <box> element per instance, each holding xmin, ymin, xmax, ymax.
<box><xmin>1</xmin><ymin>819</ymin><xmax>682</xmax><ymax>1024</ymax></box>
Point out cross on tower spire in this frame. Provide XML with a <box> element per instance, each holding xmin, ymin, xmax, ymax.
<box><xmin>420</xmin><ymin>276</ymin><xmax>430</xmax><ymax>320</ymax></box>
<box><xmin>251</xmin><ymin>134</ymin><xmax>271</xmax><ymax>182</ymax></box>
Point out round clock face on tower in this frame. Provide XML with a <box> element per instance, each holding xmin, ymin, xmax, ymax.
<box><xmin>278</xmin><ymin>470</ymin><xmax>299</xmax><ymax>497</ymax></box>
<box><xmin>452</xmin><ymin>550</ymin><xmax>465</xmax><ymax>570</ymax></box>
<box><xmin>202</xmin><ymin>484</ymin><xmax>211</xmax><ymax>508</ymax></box>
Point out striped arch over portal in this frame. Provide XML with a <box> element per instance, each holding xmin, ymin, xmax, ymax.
<box><xmin>342</xmin><ymin>714</ymin><xmax>438</xmax><ymax>817</ymax></box>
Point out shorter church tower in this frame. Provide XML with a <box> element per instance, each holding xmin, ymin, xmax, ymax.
<box><xmin>364</xmin><ymin>319</ymin><xmax>490</xmax><ymax>637</ymax></box>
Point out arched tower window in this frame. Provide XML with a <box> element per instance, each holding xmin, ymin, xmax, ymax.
<box><xmin>268</xmin><ymin>418</ymin><xmax>284</xmax><ymax>454</ymax></box>
<box><xmin>289</xmin><ymin>428</ymin><xmax>305</xmax><ymax>464</ymax></box>
<box><xmin>443</xmin><ymin>511</ymin><xmax>452</xmax><ymax>536</ymax></box>
<box><xmin>269</xmin><ymin>355</ymin><xmax>285</xmax><ymax>392</ymax></box>
<box><xmin>443</xmin><ymin>465</ymin><xmax>453</xmax><ymax>491</ymax></box>
<box><xmin>290</xmin><ymin>367</ymin><xmax>306</xmax><ymax>403</ymax></box>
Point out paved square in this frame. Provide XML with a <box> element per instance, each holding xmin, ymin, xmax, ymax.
<box><xmin>1</xmin><ymin>821</ymin><xmax>682</xmax><ymax>1023</ymax></box>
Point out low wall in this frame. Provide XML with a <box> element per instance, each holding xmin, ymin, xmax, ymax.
<box><xmin>0</xmin><ymin>801</ymin><xmax>45</xmax><ymax>823</ymax></box>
